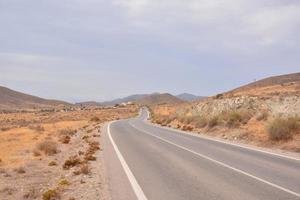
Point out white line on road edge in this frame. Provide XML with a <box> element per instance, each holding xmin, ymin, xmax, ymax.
<box><xmin>129</xmin><ymin>122</ymin><xmax>300</xmax><ymax>198</ymax></box>
<box><xmin>108</xmin><ymin>122</ymin><xmax>148</xmax><ymax>200</ymax></box>
<box><xmin>145</xmin><ymin>119</ymin><xmax>300</xmax><ymax>162</ymax></box>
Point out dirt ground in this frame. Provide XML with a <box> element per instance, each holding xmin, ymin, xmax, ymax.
<box><xmin>0</xmin><ymin>106</ymin><xmax>138</xmax><ymax>200</ymax></box>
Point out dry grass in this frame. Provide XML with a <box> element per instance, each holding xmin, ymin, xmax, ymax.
<box><xmin>223</xmin><ymin>111</ymin><xmax>252</xmax><ymax>128</ymax></box>
<box><xmin>29</xmin><ymin>125</ymin><xmax>45</xmax><ymax>132</ymax></box>
<box><xmin>0</xmin><ymin>106</ymin><xmax>138</xmax><ymax>199</ymax></box>
<box><xmin>267</xmin><ymin>117</ymin><xmax>300</xmax><ymax>141</ymax></box>
<box><xmin>37</xmin><ymin>140</ymin><xmax>58</xmax><ymax>156</ymax></box>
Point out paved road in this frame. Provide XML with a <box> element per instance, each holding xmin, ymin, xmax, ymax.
<box><xmin>103</xmin><ymin>108</ymin><xmax>300</xmax><ymax>200</ymax></box>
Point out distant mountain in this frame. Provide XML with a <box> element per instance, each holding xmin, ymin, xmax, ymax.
<box><xmin>137</xmin><ymin>93</ymin><xmax>184</xmax><ymax>105</ymax></box>
<box><xmin>100</xmin><ymin>94</ymin><xmax>148</xmax><ymax>106</ymax></box>
<box><xmin>0</xmin><ymin>86</ymin><xmax>71</xmax><ymax>110</ymax></box>
<box><xmin>176</xmin><ymin>93</ymin><xmax>206</xmax><ymax>101</ymax></box>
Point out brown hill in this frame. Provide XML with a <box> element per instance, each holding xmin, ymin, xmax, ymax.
<box><xmin>0</xmin><ymin>86</ymin><xmax>71</xmax><ymax>110</ymax></box>
<box><xmin>225</xmin><ymin>72</ymin><xmax>300</xmax><ymax>97</ymax></box>
<box><xmin>137</xmin><ymin>93</ymin><xmax>184</xmax><ymax>105</ymax></box>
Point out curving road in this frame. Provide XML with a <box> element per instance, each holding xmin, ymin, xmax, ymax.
<box><xmin>102</xmin><ymin>108</ymin><xmax>300</xmax><ymax>200</ymax></box>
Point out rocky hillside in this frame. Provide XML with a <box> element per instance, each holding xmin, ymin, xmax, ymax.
<box><xmin>224</xmin><ymin>72</ymin><xmax>300</xmax><ymax>97</ymax></box>
<box><xmin>0</xmin><ymin>86</ymin><xmax>70</xmax><ymax>110</ymax></box>
<box><xmin>150</xmin><ymin>72</ymin><xmax>300</xmax><ymax>152</ymax></box>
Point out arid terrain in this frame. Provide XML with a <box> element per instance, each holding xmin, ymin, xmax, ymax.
<box><xmin>0</xmin><ymin>72</ymin><xmax>300</xmax><ymax>199</ymax></box>
<box><xmin>0</xmin><ymin>106</ymin><xmax>138</xmax><ymax>200</ymax></box>
<box><xmin>150</xmin><ymin>73</ymin><xmax>300</xmax><ymax>152</ymax></box>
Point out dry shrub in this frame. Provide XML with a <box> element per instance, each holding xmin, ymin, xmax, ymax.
<box><xmin>182</xmin><ymin>125</ymin><xmax>193</xmax><ymax>131</ymax></box>
<box><xmin>90</xmin><ymin>116</ymin><xmax>100</xmax><ymax>122</ymax></box>
<box><xmin>37</xmin><ymin>140</ymin><xmax>58</xmax><ymax>156</ymax></box>
<box><xmin>224</xmin><ymin>111</ymin><xmax>252</xmax><ymax>128</ymax></box>
<box><xmin>58</xmin><ymin>178</ymin><xmax>70</xmax><ymax>186</ymax></box>
<box><xmin>82</xmin><ymin>135</ymin><xmax>89</xmax><ymax>140</ymax></box>
<box><xmin>208</xmin><ymin>116</ymin><xmax>219</xmax><ymax>128</ymax></box>
<box><xmin>60</xmin><ymin>129</ymin><xmax>76</xmax><ymax>136</ymax></box>
<box><xmin>14</xmin><ymin>166</ymin><xmax>26</xmax><ymax>174</ymax></box>
<box><xmin>80</xmin><ymin>164</ymin><xmax>91</xmax><ymax>175</ymax></box>
<box><xmin>256</xmin><ymin>111</ymin><xmax>269</xmax><ymax>121</ymax></box>
<box><xmin>84</xmin><ymin>154</ymin><xmax>96</xmax><ymax>161</ymax></box>
<box><xmin>87</xmin><ymin>129</ymin><xmax>93</xmax><ymax>133</ymax></box>
<box><xmin>29</xmin><ymin>125</ymin><xmax>45</xmax><ymax>132</ymax></box>
<box><xmin>84</xmin><ymin>141</ymin><xmax>100</xmax><ymax>162</ymax></box>
<box><xmin>48</xmin><ymin>161</ymin><xmax>58</xmax><ymax>166</ymax></box>
<box><xmin>215</xmin><ymin>94</ymin><xmax>223</xmax><ymax>99</ymax></box>
<box><xmin>43</xmin><ymin>189</ymin><xmax>60</xmax><ymax>200</ymax></box>
<box><xmin>267</xmin><ymin>117</ymin><xmax>300</xmax><ymax>141</ymax></box>
<box><xmin>1</xmin><ymin>127</ymin><xmax>11</xmax><ymax>131</ymax></box>
<box><xmin>73</xmin><ymin>164</ymin><xmax>90</xmax><ymax>175</ymax></box>
<box><xmin>63</xmin><ymin>156</ymin><xmax>82</xmax><ymax>170</ymax></box>
<box><xmin>33</xmin><ymin>149</ymin><xmax>41</xmax><ymax>157</ymax></box>
<box><xmin>60</xmin><ymin>135</ymin><xmax>71</xmax><ymax>144</ymax></box>
<box><xmin>192</xmin><ymin>116</ymin><xmax>207</xmax><ymax>128</ymax></box>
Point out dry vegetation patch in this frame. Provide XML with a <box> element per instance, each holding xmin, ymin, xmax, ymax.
<box><xmin>37</xmin><ymin>139</ymin><xmax>58</xmax><ymax>156</ymax></box>
<box><xmin>0</xmin><ymin>106</ymin><xmax>138</xmax><ymax>199</ymax></box>
<box><xmin>267</xmin><ymin>117</ymin><xmax>300</xmax><ymax>141</ymax></box>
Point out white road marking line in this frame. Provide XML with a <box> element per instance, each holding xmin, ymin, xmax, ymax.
<box><xmin>129</xmin><ymin>122</ymin><xmax>300</xmax><ymax>198</ymax></box>
<box><xmin>145</xmin><ymin>117</ymin><xmax>300</xmax><ymax>162</ymax></box>
<box><xmin>108</xmin><ymin>122</ymin><xmax>148</xmax><ymax>200</ymax></box>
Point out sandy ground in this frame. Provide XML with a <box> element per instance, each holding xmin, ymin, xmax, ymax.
<box><xmin>0</xmin><ymin>106</ymin><xmax>137</xmax><ymax>200</ymax></box>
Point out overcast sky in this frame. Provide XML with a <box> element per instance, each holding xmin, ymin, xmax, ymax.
<box><xmin>0</xmin><ymin>0</ymin><xmax>299</xmax><ymax>102</ymax></box>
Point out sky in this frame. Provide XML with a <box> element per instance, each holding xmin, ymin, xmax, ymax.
<box><xmin>0</xmin><ymin>0</ymin><xmax>299</xmax><ymax>102</ymax></box>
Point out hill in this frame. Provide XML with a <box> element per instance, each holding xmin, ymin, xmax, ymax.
<box><xmin>176</xmin><ymin>93</ymin><xmax>205</xmax><ymax>101</ymax></box>
<box><xmin>99</xmin><ymin>94</ymin><xmax>148</xmax><ymax>106</ymax></box>
<box><xmin>225</xmin><ymin>72</ymin><xmax>300</xmax><ymax>97</ymax></box>
<box><xmin>137</xmin><ymin>93</ymin><xmax>184</xmax><ymax>105</ymax></box>
<box><xmin>0</xmin><ymin>86</ymin><xmax>70</xmax><ymax>110</ymax></box>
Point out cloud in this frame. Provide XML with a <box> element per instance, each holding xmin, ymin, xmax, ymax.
<box><xmin>0</xmin><ymin>0</ymin><xmax>299</xmax><ymax>101</ymax></box>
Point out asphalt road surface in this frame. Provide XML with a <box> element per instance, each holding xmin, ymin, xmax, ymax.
<box><xmin>102</xmin><ymin>108</ymin><xmax>300</xmax><ymax>200</ymax></box>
